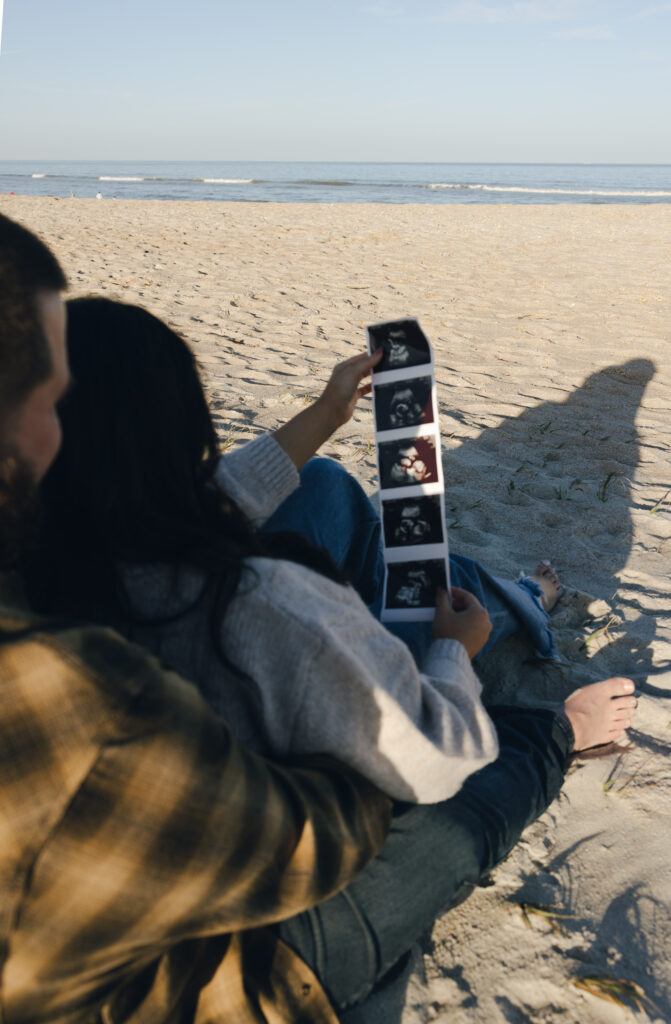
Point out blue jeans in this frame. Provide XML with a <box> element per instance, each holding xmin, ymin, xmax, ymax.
<box><xmin>264</xmin><ymin>457</ymin><xmax>555</xmax><ymax>664</ymax></box>
<box><xmin>264</xmin><ymin>459</ymin><xmax>571</xmax><ymax>1010</ymax></box>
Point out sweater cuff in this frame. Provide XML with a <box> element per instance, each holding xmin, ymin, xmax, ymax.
<box><xmin>213</xmin><ymin>435</ymin><xmax>300</xmax><ymax>525</ymax></box>
<box><xmin>422</xmin><ymin>637</ymin><xmax>483</xmax><ymax>696</ymax></box>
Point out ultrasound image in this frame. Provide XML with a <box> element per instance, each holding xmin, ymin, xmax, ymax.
<box><xmin>369</xmin><ymin>319</ymin><xmax>432</xmax><ymax>374</ymax></box>
<box><xmin>374</xmin><ymin>377</ymin><xmax>433</xmax><ymax>432</ymax></box>
<box><xmin>378</xmin><ymin>436</ymin><xmax>439</xmax><ymax>489</ymax></box>
<box><xmin>382</xmin><ymin>495</ymin><xmax>444</xmax><ymax>548</ymax></box>
<box><xmin>385</xmin><ymin>559</ymin><xmax>447</xmax><ymax>610</ymax></box>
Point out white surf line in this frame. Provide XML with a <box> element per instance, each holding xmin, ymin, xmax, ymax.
<box><xmin>429</xmin><ymin>183</ymin><xmax>671</xmax><ymax>197</ymax></box>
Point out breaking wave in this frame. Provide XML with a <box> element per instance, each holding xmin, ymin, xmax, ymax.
<box><xmin>428</xmin><ymin>183</ymin><xmax>671</xmax><ymax>197</ymax></box>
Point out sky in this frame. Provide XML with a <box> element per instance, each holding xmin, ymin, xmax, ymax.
<box><xmin>0</xmin><ymin>0</ymin><xmax>669</xmax><ymax>162</ymax></box>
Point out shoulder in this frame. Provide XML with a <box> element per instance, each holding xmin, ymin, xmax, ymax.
<box><xmin>0</xmin><ymin>620</ymin><xmax>207</xmax><ymax>863</ymax></box>
<box><xmin>0</xmin><ymin>620</ymin><xmax>197</xmax><ymax>744</ymax></box>
<box><xmin>240</xmin><ymin>556</ymin><xmax>365</xmax><ymax>629</ymax></box>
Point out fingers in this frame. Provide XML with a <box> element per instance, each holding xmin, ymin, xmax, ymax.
<box><xmin>336</xmin><ymin>348</ymin><xmax>383</xmax><ymax>373</ymax></box>
<box><xmin>449</xmin><ymin>586</ymin><xmax>482</xmax><ymax>611</ymax></box>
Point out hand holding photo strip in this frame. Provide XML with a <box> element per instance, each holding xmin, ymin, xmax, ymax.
<box><xmin>367</xmin><ymin>318</ymin><xmax>451</xmax><ymax>622</ymax></box>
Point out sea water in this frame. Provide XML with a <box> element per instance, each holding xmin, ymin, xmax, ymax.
<box><xmin>1</xmin><ymin>161</ymin><xmax>669</xmax><ymax>204</ymax></box>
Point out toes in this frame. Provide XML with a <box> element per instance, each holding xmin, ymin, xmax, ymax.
<box><xmin>601</xmin><ymin>677</ymin><xmax>636</xmax><ymax>697</ymax></box>
<box><xmin>534</xmin><ymin>562</ymin><xmax>561</xmax><ymax>588</ymax></box>
<box><xmin>611</xmin><ymin>695</ymin><xmax>637</xmax><ymax>711</ymax></box>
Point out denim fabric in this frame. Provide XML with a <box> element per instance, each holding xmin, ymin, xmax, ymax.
<box><xmin>275</xmin><ymin>707</ymin><xmax>573</xmax><ymax>1010</ymax></box>
<box><xmin>263</xmin><ymin>456</ymin><xmax>383</xmax><ymax>607</ymax></box>
<box><xmin>263</xmin><ymin>457</ymin><xmax>555</xmax><ymax>665</ymax></box>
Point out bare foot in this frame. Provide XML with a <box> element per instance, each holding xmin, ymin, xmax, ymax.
<box><xmin>530</xmin><ymin>560</ymin><xmax>563</xmax><ymax>611</ymax></box>
<box><xmin>563</xmin><ymin>677</ymin><xmax>637</xmax><ymax>750</ymax></box>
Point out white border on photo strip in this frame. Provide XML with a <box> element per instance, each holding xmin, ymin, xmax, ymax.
<box><xmin>366</xmin><ymin>318</ymin><xmax>451</xmax><ymax>621</ymax></box>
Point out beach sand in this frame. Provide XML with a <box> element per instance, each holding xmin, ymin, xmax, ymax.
<box><xmin>4</xmin><ymin>196</ymin><xmax>671</xmax><ymax>1022</ymax></box>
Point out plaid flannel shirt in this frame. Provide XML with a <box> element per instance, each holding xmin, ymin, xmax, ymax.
<box><xmin>0</xmin><ymin>587</ymin><xmax>391</xmax><ymax>1024</ymax></box>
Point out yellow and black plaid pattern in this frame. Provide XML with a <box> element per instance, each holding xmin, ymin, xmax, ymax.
<box><xmin>0</xmin><ymin>598</ymin><xmax>390</xmax><ymax>1024</ymax></box>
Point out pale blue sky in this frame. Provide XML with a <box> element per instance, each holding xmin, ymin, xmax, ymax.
<box><xmin>0</xmin><ymin>0</ymin><xmax>669</xmax><ymax>161</ymax></box>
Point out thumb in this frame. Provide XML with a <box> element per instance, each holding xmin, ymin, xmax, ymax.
<box><xmin>450</xmin><ymin>587</ymin><xmax>479</xmax><ymax>610</ymax></box>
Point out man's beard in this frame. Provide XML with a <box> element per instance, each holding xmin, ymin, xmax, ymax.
<box><xmin>0</xmin><ymin>452</ymin><xmax>41</xmax><ymax>569</ymax></box>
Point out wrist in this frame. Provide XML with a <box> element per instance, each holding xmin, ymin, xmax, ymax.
<box><xmin>312</xmin><ymin>394</ymin><xmax>344</xmax><ymax>436</ymax></box>
<box><xmin>432</xmin><ymin>633</ymin><xmax>471</xmax><ymax>657</ymax></box>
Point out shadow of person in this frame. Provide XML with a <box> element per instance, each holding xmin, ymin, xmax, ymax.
<box><xmin>580</xmin><ymin>884</ymin><xmax>670</xmax><ymax>1020</ymax></box>
<box><xmin>437</xmin><ymin>358</ymin><xmax>662</xmax><ymax>705</ymax></box>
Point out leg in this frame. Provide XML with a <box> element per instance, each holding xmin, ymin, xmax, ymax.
<box><xmin>387</xmin><ymin>558</ymin><xmax>558</xmax><ymax>668</ymax></box>
<box><xmin>263</xmin><ymin>457</ymin><xmax>384</xmax><ymax>606</ymax></box>
<box><xmin>264</xmin><ymin>458</ymin><xmax>555</xmax><ymax>661</ymax></box>
<box><xmin>274</xmin><ymin>706</ymin><xmax>573</xmax><ymax>1010</ymax></box>
<box><xmin>450</xmin><ymin>554</ymin><xmax>556</xmax><ymax>661</ymax></box>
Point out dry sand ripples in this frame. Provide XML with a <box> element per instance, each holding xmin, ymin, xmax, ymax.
<box><xmin>4</xmin><ymin>196</ymin><xmax>671</xmax><ymax>1022</ymax></box>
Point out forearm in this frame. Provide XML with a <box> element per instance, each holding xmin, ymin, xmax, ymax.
<box><xmin>273</xmin><ymin>398</ymin><xmax>340</xmax><ymax>470</ymax></box>
<box><xmin>119</xmin><ymin>657</ymin><xmax>392</xmax><ymax>927</ymax></box>
<box><xmin>273</xmin><ymin>347</ymin><xmax>382</xmax><ymax>469</ymax></box>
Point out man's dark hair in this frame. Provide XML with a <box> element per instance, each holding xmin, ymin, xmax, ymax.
<box><xmin>0</xmin><ymin>214</ymin><xmax>67</xmax><ymax>426</ymax></box>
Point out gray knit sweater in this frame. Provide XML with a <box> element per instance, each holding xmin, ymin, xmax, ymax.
<box><xmin>124</xmin><ymin>435</ymin><xmax>499</xmax><ymax>804</ymax></box>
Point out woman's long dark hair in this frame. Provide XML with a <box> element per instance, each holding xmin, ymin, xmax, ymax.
<box><xmin>22</xmin><ymin>297</ymin><xmax>346</xmax><ymax>653</ymax></box>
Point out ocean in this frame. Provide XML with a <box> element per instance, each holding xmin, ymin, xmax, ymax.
<box><xmin>1</xmin><ymin>161</ymin><xmax>669</xmax><ymax>204</ymax></box>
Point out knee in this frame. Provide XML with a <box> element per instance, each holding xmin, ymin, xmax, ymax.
<box><xmin>299</xmin><ymin>457</ymin><xmax>352</xmax><ymax>491</ymax></box>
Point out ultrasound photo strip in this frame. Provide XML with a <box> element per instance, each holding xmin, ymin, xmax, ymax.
<box><xmin>367</xmin><ymin>318</ymin><xmax>451</xmax><ymax>622</ymax></box>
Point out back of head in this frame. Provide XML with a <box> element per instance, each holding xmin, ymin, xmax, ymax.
<box><xmin>25</xmin><ymin>295</ymin><xmax>346</xmax><ymax>636</ymax></box>
<box><xmin>0</xmin><ymin>214</ymin><xmax>67</xmax><ymax>435</ymax></box>
<box><xmin>47</xmin><ymin>297</ymin><xmax>221</xmax><ymax>565</ymax></box>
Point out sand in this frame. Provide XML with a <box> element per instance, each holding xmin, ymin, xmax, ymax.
<box><xmin>3</xmin><ymin>196</ymin><xmax>671</xmax><ymax>1022</ymax></box>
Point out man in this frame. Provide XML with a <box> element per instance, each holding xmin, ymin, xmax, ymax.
<box><xmin>0</xmin><ymin>212</ymin><xmax>391</xmax><ymax>1023</ymax></box>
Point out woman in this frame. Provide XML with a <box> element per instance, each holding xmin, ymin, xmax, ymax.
<box><xmin>24</xmin><ymin>297</ymin><xmax>635</xmax><ymax>1009</ymax></box>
